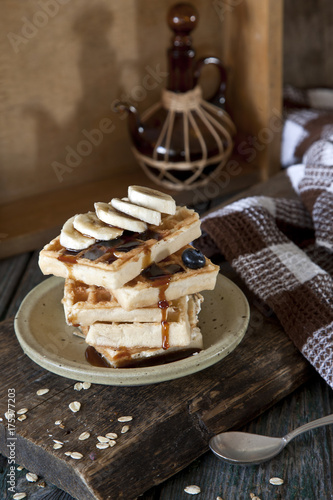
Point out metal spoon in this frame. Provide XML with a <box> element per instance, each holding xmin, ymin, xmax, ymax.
<box><xmin>209</xmin><ymin>414</ymin><xmax>333</xmax><ymax>465</ymax></box>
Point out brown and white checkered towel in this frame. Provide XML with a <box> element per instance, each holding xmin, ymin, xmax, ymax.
<box><xmin>199</xmin><ymin>137</ymin><xmax>333</xmax><ymax>388</ymax></box>
<box><xmin>281</xmin><ymin>85</ymin><xmax>333</xmax><ymax>167</ymax></box>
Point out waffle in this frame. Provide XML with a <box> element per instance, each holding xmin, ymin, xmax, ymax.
<box><xmin>111</xmin><ymin>245</ymin><xmax>219</xmax><ymax>310</ymax></box>
<box><xmin>93</xmin><ymin>326</ymin><xmax>203</xmax><ymax>368</ymax></box>
<box><xmin>39</xmin><ymin>206</ymin><xmax>201</xmax><ymax>290</ymax></box>
<box><xmin>63</xmin><ymin>279</ymin><xmax>188</xmax><ymax>326</ymax></box>
<box><xmin>84</xmin><ymin>294</ymin><xmax>202</xmax><ymax>349</ymax></box>
<box><xmin>85</xmin><ymin>293</ymin><xmax>203</xmax><ymax>367</ymax></box>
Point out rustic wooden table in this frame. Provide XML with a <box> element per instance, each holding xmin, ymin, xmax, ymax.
<box><xmin>1</xmin><ymin>172</ymin><xmax>332</xmax><ymax>500</ymax></box>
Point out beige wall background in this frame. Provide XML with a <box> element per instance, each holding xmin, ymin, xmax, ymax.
<box><xmin>2</xmin><ymin>0</ymin><xmax>333</xmax><ymax>206</ymax></box>
<box><xmin>0</xmin><ymin>0</ymin><xmax>227</xmax><ymax>204</ymax></box>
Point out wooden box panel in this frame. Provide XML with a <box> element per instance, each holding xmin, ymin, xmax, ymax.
<box><xmin>0</xmin><ymin>0</ymin><xmax>283</xmax><ymax>206</ymax></box>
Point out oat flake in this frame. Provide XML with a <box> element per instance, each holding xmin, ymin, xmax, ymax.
<box><xmin>69</xmin><ymin>401</ymin><xmax>81</xmax><ymax>413</ymax></box>
<box><xmin>96</xmin><ymin>442</ymin><xmax>109</xmax><ymax>449</ymax></box>
<box><xmin>55</xmin><ymin>420</ymin><xmax>62</xmax><ymax>425</ymax></box>
<box><xmin>26</xmin><ymin>472</ymin><xmax>38</xmax><ymax>482</ymax></box>
<box><xmin>108</xmin><ymin>439</ymin><xmax>117</xmax><ymax>447</ymax></box>
<box><xmin>71</xmin><ymin>452</ymin><xmax>83</xmax><ymax>459</ymax></box>
<box><xmin>79</xmin><ymin>431</ymin><xmax>90</xmax><ymax>440</ymax></box>
<box><xmin>97</xmin><ymin>435</ymin><xmax>110</xmax><ymax>443</ymax></box>
<box><xmin>118</xmin><ymin>416</ymin><xmax>132</xmax><ymax>422</ymax></box>
<box><xmin>74</xmin><ymin>382</ymin><xmax>83</xmax><ymax>391</ymax></box>
<box><xmin>13</xmin><ymin>493</ymin><xmax>27</xmax><ymax>500</ymax></box>
<box><xmin>82</xmin><ymin>382</ymin><xmax>91</xmax><ymax>389</ymax></box>
<box><xmin>17</xmin><ymin>408</ymin><xmax>28</xmax><ymax>415</ymax></box>
<box><xmin>105</xmin><ymin>432</ymin><xmax>118</xmax><ymax>439</ymax></box>
<box><xmin>53</xmin><ymin>443</ymin><xmax>63</xmax><ymax>450</ymax></box>
<box><xmin>64</xmin><ymin>451</ymin><xmax>72</xmax><ymax>456</ymax></box>
<box><xmin>184</xmin><ymin>484</ymin><xmax>201</xmax><ymax>495</ymax></box>
<box><xmin>18</xmin><ymin>415</ymin><xmax>27</xmax><ymax>422</ymax></box>
<box><xmin>17</xmin><ymin>466</ymin><xmax>24</xmax><ymax>471</ymax></box>
<box><xmin>36</xmin><ymin>388</ymin><xmax>49</xmax><ymax>396</ymax></box>
<box><xmin>269</xmin><ymin>477</ymin><xmax>284</xmax><ymax>485</ymax></box>
<box><xmin>121</xmin><ymin>425</ymin><xmax>130</xmax><ymax>434</ymax></box>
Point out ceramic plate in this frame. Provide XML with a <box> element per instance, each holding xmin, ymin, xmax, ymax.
<box><xmin>14</xmin><ymin>275</ymin><xmax>250</xmax><ymax>386</ymax></box>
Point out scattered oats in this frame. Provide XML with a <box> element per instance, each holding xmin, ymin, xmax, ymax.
<box><xmin>17</xmin><ymin>466</ymin><xmax>24</xmax><ymax>471</ymax></box>
<box><xmin>5</xmin><ymin>411</ymin><xmax>15</xmax><ymax>420</ymax></box>
<box><xmin>38</xmin><ymin>481</ymin><xmax>46</xmax><ymax>488</ymax></box>
<box><xmin>17</xmin><ymin>408</ymin><xmax>28</xmax><ymax>415</ymax></box>
<box><xmin>82</xmin><ymin>382</ymin><xmax>91</xmax><ymax>389</ymax></box>
<box><xmin>184</xmin><ymin>484</ymin><xmax>201</xmax><ymax>495</ymax></box>
<box><xmin>70</xmin><ymin>452</ymin><xmax>83</xmax><ymax>459</ymax></box>
<box><xmin>13</xmin><ymin>493</ymin><xmax>27</xmax><ymax>499</ymax></box>
<box><xmin>74</xmin><ymin>382</ymin><xmax>83</xmax><ymax>391</ymax></box>
<box><xmin>118</xmin><ymin>416</ymin><xmax>132</xmax><ymax>422</ymax></box>
<box><xmin>269</xmin><ymin>477</ymin><xmax>284</xmax><ymax>486</ymax></box>
<box><xmin>36</xmin><ymin>388</ymin><xmax>49</xmax><ymax>396</ymax></box>
<box><xmin>18</xmin><ymin>414</ymin><xmax>27</xmax><ymax>422</ymax></box>
<box><xmin>55</xmin><ymin>420</ymin><xmax>62</xmax><ymax>425</ymax></box>
<box><xmin>121</xmin><ymin>425</ymin><xmax>130</xmax><ymax>434</ymax></box>
<box><xmin>64</xmin><ymin>451</ymin><xmax>72</xmax><ymax>456</ymax></box>
<box><xmin>96</xmin><ymin>442</ymin><xmax>109</xmax><ymax>449</ymax></box>
<box><xmin>69</xmin><ymin>401</ymin><xmax>81</xmax><ymax>413</ymax></box>
<box><xmin>53</xmin><ymin>439</ymin><xmax>64</xmax><ymax>445</ymax></box>
<box><xmin>53</xmin><ymin>443</ymin><xmax>63</xmax><ymax>450</ymax></box>
<box><xmin>79</xmin><ymin>431</ymin><xmax>90</xmax><ymax>441</ymax></box>
<box><xmin>26</xmin><ymin>472</ymin><xmax>38</xmax><ymax>482</ymax></box>
<box><xmin>97</xmin><ymin>435</ymin><xmax>110</xmax><ymax>443</ymax></box>
<box><xmin>105</xmin><ymin>432</ymin><xmax>118</xmax><ymax>439</ymax></box>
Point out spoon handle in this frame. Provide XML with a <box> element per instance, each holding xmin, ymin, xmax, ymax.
<box><xmin>284</xmin><ymin>414</ymin><xmax>333</xmax><ymax>444</ymax></box>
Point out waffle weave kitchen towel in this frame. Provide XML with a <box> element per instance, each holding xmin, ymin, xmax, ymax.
<box><xmin>199</xmin><ymin>137</ymin><xmax>333</xmax><ymax>388</ymax></box>
<box><xmin>281</xmin><ymin>85</ymin><xmax>333</xmax><ymax>167</ymax></box>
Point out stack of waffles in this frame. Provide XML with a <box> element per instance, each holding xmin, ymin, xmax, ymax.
<box><xmin>39</xmin><ymin>186</ymin><xmax>219</xmax><ymax>367</ymax></box>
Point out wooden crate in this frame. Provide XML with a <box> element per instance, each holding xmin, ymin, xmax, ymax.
<box><xmin>1</xmin><ymin>0</ymin><xmax>284</xmax><ymax>256</ymax></box>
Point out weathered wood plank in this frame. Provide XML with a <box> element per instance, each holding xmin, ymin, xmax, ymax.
<box><xmin>0</xmin><ymin>277</ymin><xmax>313</xmax><ymax>500</ymax></box>
<box><xmin>284</xmin><ymin>0</ymin><xmax>333</xmax><ymax>87</ymax></box>
<box><xmin>5</xmin><ymin>250</ymin><xmax>47</xmax><ymax>319</ymax></box>
<box><xmin>0</xmin><ymin>253</ymin><xmax>31</xmax><ymax>320</ymax></box>
<box><xmin>157</xmin><ymin>376</ymin><xmax>333</xmax><ymax>500</ymax></box>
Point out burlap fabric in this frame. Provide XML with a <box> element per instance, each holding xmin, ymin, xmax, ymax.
<box><xmin>198</xmin><ymin>134</ymin><xmax>333</xmax><ymax>389</ymax></box>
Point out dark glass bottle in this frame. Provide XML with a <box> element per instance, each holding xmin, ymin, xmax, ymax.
<box><xmin>115</xmin><ymin>3</ymin><xmax>236</xmax><ymax>190</ymax></box>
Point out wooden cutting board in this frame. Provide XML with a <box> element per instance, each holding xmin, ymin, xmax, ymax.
<box><xmin>0</xmin><ymin>267</ymin><xmax>313</xmax><ymax>500</ymax></box>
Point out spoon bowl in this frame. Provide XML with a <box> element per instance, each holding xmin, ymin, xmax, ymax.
<box><xmin>209</xmin><ymin>413</ymin><xmax>333</xmax><ymax>465</ymax></box>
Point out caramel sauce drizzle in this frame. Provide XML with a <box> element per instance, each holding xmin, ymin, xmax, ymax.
<box><xmin>85</xmin><ymin>345</ymin><xmax>110</xmax><ymax>367</ymax></box>
<box><xmin>158</xmin><ymin>279</ymin><xmax>171</xmax><ymax>350</ymax></box>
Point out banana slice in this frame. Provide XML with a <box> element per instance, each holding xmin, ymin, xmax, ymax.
<box><xmin>95</xmin><ymin>202</ymin><xmax>147</xmax><ymax>233</ymax></box>
<box><xmin>128</xmin><ymin>186</ymin><xmax>176</xmax><ymax>215</ymax></box>
<box><xmin>110</xmin><ymin>198</ymin><xmax>161</xmax><ymax>225</ymax></box>
<box><xmin>60</xmin><ymin>215</ymin><xmax>95</xmax><ymax>250</ymax></box>
<box><xmin>73</xmin><ymin>212</ymin><xmax>123</xmax><ymax>240</ymax></box>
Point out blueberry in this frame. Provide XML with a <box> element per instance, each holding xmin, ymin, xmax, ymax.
<box><xmin>182</xmin><ymin>248</ymin><xmax>206</xmax><ymax>269</ymax></box>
